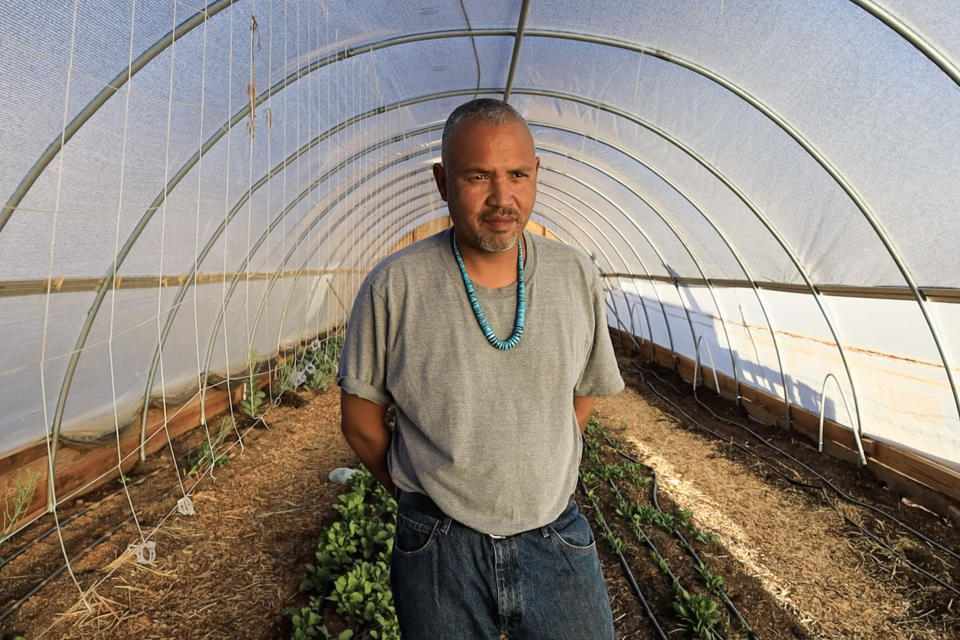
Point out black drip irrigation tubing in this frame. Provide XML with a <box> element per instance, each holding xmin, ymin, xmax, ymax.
<box><xmin>631</xmin><ymin>360</ymin><xmax>960</xmax><ymax>598</ymax></box>
<box><xmin>0</xmin><ymin>473</ymin><xmax>181</xmax><ymax>624</ymax></box>
<box><xmin>597</xmin><ymin>433</ymin><xmax>757</xmax><ymax>639</ymax></box>
<box><xmin>0</xmin><ymin>468</ymin><xmax>163</xmax><ymax>571</ymax></box>
<box><xmin>604</xmin><ymin>472</ymin><xmax>760</xmax><ymax>640</ymax></box>
<box><xmin>578</xmin><ymin>478</ymin><xmax>671</xmax><ymax>640</ymax></box>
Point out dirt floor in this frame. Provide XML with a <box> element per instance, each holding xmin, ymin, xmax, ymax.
<box><xmin>2</xmin><ymin>352</ymin><xmax>959</xmax><ymax>639</ymax></box>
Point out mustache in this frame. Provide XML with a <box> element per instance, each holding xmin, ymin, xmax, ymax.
<box><xmin>483</xmin><ymin>208</ymin><xmax>521</xmax><ymax>220</ymax></box>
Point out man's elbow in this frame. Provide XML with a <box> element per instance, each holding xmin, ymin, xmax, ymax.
<box><xmin>340</xmin><ymin>392</ymin><xmax>387</xmax><ymax>440</ymax></box>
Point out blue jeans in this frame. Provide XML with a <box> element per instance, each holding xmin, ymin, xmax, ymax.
<box><xmin>391</xmin><ymin>497</ymin><xmax>615</xmax><ymax>639</ymax></box>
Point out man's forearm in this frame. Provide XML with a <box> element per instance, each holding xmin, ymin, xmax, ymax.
<box><xmin>340</xmin><ymin>392</ymin><xmax>395</xmax><ymax>494</ymax></box>
<box><xmin>573</xmin><ymin>395</ymin><xmax>595</xmax><ymax>433</ymax></box>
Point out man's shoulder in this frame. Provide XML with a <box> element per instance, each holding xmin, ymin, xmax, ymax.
<box><xmin>364</xmin><ymin>228</ymin><xmax>450</xmax><ymax>290</ymax></box>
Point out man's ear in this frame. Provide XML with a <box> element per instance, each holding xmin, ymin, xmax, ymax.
<box><xmin>432</xmin><ymin>163</ymin><xmax>448</xmax><ymax>201</ymax></box>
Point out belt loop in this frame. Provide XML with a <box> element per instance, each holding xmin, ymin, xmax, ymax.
<box><xmin>540</xmin><ymin>526</ymin><xmax>550</xmax><ymax>538</ymax></box>
<box><xmin>440</xmin><ymin>516</ymin><xmax>453</xmax><ymax>534</ymax></box>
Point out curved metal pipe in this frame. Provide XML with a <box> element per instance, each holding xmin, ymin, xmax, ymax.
<box><xmin>231</xmin><ymin>87</ymin><xmax>858</xmax><ymax>437</ymax></box>
<box><xmin>537</xmin><ymin>182</ymin><xmax>689</xmax><ymax>365</ymax></box>
<box><xmin>203</xmin><ymin>82</ymin><xmax>834</xmax><ymax>434</ymax></box>
<box><xmin>201</xmin><ymin>84</ymin><xmax>852</xmax><ymax>444</ymax></box>
<box><xmin>49</xmin><ymin>35</ymin><xmax>888</xmax><ymax>462</ymax></box>
<box><xmin>693</xmin><ymin>335</ymin><xmax>722</xmax><ymax>396</ymax></box>
<box><xmin>519</xmin><ymin>28</ymin><xmax>958</xmax><ymax>430</ymax></box>
<box><xmin>847</xmin><ymin>0</ymin><xmax>960</xmax><ymax>85</ymax></box>
<box><xmin>503</xmin><ymin>0</ymin><xmax>532</xmax><ymax>103</ymax></box>
<box><xmin>21</xmin><ymin>20</ymin><xmax>955</xmax><ymax>463</ymax></box>
<box><xmin>629</xmin><ymin>301</ymin><xmax>655</xmax><ymax>362</ymax></box>
<box><xmin>0</xmin><ymin>0</ymin><xmax>237</xmax><ymax>235</ymax></box>
<box><xmin>818</xmin><ymin>372</ymin><xmax>865</xmax><ymax>465</ymax></box>
<box><xmin>530</xmin><ymin>119</ymin><xmax>790</xmax><ymax>423</ymax></box>
<box><xmin>62</xmin><ymin>81</ymin><xmax>851</xmax><ymax>471</ymax></box>
<box><xmin>542</xmin><ymin>159</ymin><xmax>742</xmax><ymax>403</ymax></box>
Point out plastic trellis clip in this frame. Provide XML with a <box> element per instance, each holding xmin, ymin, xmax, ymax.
<box><xmin>176</xmin><ymin>496</ymin><xmax>196</xmax><ymax>516</ymax></box>
<box><xmin>129</xmin><ymin>540</ymin><xmax>156</xmax><ymax>565</ymax></box>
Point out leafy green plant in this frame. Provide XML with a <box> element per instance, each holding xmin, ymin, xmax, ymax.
<box><xmin>292</xmin><ymin>466</ymin><xmax>398</xmax><ymax>640</ymax></box>
<box><xmin>241</xmin><ymin>350</ymin><xmax>267</xmax><ymax>417</ymax></box>
<box><xmin>672</xmin><ymin>583</ymin><xmax>724</xmax><ymax>640</ymax></box>
<box><xmin>696</xmin><ymin>563</ymin><xmax>727</xmax><ymax>593</ymax></box>
<box><xmin>185</xmin><ymin>416</ymin><xmax>233</xmax><ymax>477</ymax></box>
<box><xmin>273</xmin><ymin>356</ymin><xmax>299</xmax><ymax>398</ymax></box>
<box><xmin>1</xmin><ymin>470</ymin><xmax>41</xmax><ymax>552</ymax></box>
<box><xmin>584</xmin><ymin>416</ymin><xmax>738</xmax><ymax>639</ymax></box>
<box><xmin>676</xmin><ymin>508</ymin><xmax>719</xmax><ymax>544</ymax></box>
<box><xmin>650</xmin><ymin>550</ymin><xmax>672</xmax><ymax>576</ymax></box>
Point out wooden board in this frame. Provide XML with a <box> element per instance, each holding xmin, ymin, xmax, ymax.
<box><xmin>1</xmin><ymin>381</ymin><xmax>246</xmax><ymax>534</ymax></box>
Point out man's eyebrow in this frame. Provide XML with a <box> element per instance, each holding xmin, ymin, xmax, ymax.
<box><xmin>458</xmin><ymin>165</ymin><xmax>536</xmax><ymax>174</ymax></box>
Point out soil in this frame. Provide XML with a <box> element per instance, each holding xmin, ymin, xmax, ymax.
<box><xmin>2</xmin><ymin>350</ymin><xmax>959</xmax><ymax>640</ymax></box>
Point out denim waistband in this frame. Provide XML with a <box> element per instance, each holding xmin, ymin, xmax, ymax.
<box><xmin>397</xmin><ymin>490</ymin><xmax>575</xmax><ymax>539</ymax></box>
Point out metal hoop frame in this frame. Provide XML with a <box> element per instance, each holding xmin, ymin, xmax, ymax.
<box><xmin>21</xmin><ymin>12</ymin><xmax>958</xmax><ymax>480</ymax></box>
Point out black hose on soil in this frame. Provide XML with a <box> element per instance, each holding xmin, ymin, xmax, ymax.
<box><xmin>599</xmin><ymin>433</ymin><xmax>758</xmax><ymax>639</ymax></box>
<box><xmin>0</xmin><ymin>468</ymin><xmax>163</xmax><ymax>571</ymax></box>
<box><xmin>0</xmin><ymin>473</ymin><xmax>180</xmax><ymax>624</ymax></box>
<box><xmin>632</xmin><ymin>361</ymin><xmax>960</xmax><ymax>597</ymax></box>
<box><xmin>578</xmin><ymin>478</ymin><xmax>670</xmax><ymax>640</ymax></box>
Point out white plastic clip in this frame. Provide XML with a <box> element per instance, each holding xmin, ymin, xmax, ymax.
<box><xmin>129</xmin><ymin>540</ymin><xmax>156</xmax><ymax>565</ymax></box>
<box><xmin>177</xmin><ymin>496</ymin><xmax>195</xmax><ymax>516</ymax></box>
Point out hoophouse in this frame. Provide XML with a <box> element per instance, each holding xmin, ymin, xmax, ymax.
<box><xmin>1</xmin><ymin>0</ymin><xmax>959</xmax><ymax>637</ymax></box>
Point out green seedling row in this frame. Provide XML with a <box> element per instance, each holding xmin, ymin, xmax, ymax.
<box><xmin>288</xmin><ymin>466</ymin><xmax>399</xmax><ymax>640</ymax></box>
<box><xmin>582</xmin><ymin>417</ymin><xmax>753</xmax><ymax>640</ymax></box>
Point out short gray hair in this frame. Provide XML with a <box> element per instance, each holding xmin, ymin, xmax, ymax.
<box><xmin>440</xmin><ymin>99</ymin><xmax>528</xmax><ymax>165</ymax></box>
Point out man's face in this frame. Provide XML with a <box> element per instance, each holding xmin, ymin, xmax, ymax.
<box><xmin>433</xmin><ymin>118</ymin><xmax>539</xmax><ymax>253</ymax></box>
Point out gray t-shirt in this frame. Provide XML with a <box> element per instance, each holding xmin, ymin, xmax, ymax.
<box><xmin>337</xmin><ymin>228</ymin><xmax>623</xmax><ymax>535</ymax></box>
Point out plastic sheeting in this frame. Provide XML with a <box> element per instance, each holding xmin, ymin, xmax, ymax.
<box><xmin>0</xmin><ymin>1</ymin><xmax>958</xmax><ymax>477</ymax></box>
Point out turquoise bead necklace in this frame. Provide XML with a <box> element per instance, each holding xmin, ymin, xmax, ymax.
<box><xmin>452</xmin><ymin>231</ymin><xmax>526</xmax><ymax>350</ymax></box>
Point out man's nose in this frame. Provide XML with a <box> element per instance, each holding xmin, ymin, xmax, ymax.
<box><xmin>487</xmin><ymin>177</ymin><xmax>513</xmax><ymax>208</ymax></box>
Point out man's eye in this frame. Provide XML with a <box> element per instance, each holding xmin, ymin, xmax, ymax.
<box><xmin>469</xmin><ymin>174</ymin><xmax>488</xmax><ymax>181</ymax></box>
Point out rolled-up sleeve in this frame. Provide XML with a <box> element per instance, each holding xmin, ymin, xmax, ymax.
<box><xmin>573</xmin><ymin>270</ymin><xmax>625</xmax><ymax>398</ymax></box>
<box><xmin>336</xmin><ymin>278</ymin><xmax>393</xmax><ymax>406</ymax></box>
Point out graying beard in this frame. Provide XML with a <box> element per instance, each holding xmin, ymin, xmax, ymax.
<box><xmin>476</xmin><ymin>234</ymin><xmax>515</xmax><ymax>253</ymax></box>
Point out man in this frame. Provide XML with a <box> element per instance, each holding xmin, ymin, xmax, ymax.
<box><xmin>336</xmin><ymin>98</ymin><xmax>624</xmax><ymax>639</ymax></box>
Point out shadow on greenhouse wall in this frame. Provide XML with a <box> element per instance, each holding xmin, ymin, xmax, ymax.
<box><xmin>609</xmin><ymin>289</ymin><xmax>839</xmax><ymax>424</ymax></box>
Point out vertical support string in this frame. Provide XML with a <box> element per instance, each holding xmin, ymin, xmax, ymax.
<box><xmin>37</xmin><ymin>0</ymin><xmax>91</xmax><ymax>610</ymax></box>
<box><xmin>188</xmin><ymin>0</ymin><xmax>213</xmax><ymax>482</ymax></box>
<box><xmin>110</xmin><ymin>0</ymin><xmax>147</xmax><ymax>548</ymax></box>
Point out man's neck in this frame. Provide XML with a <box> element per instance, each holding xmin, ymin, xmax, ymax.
<box><xmin>456</xmin><ymin>234</ymin><xmax>526</xmax><ymax>290</ymax></box>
